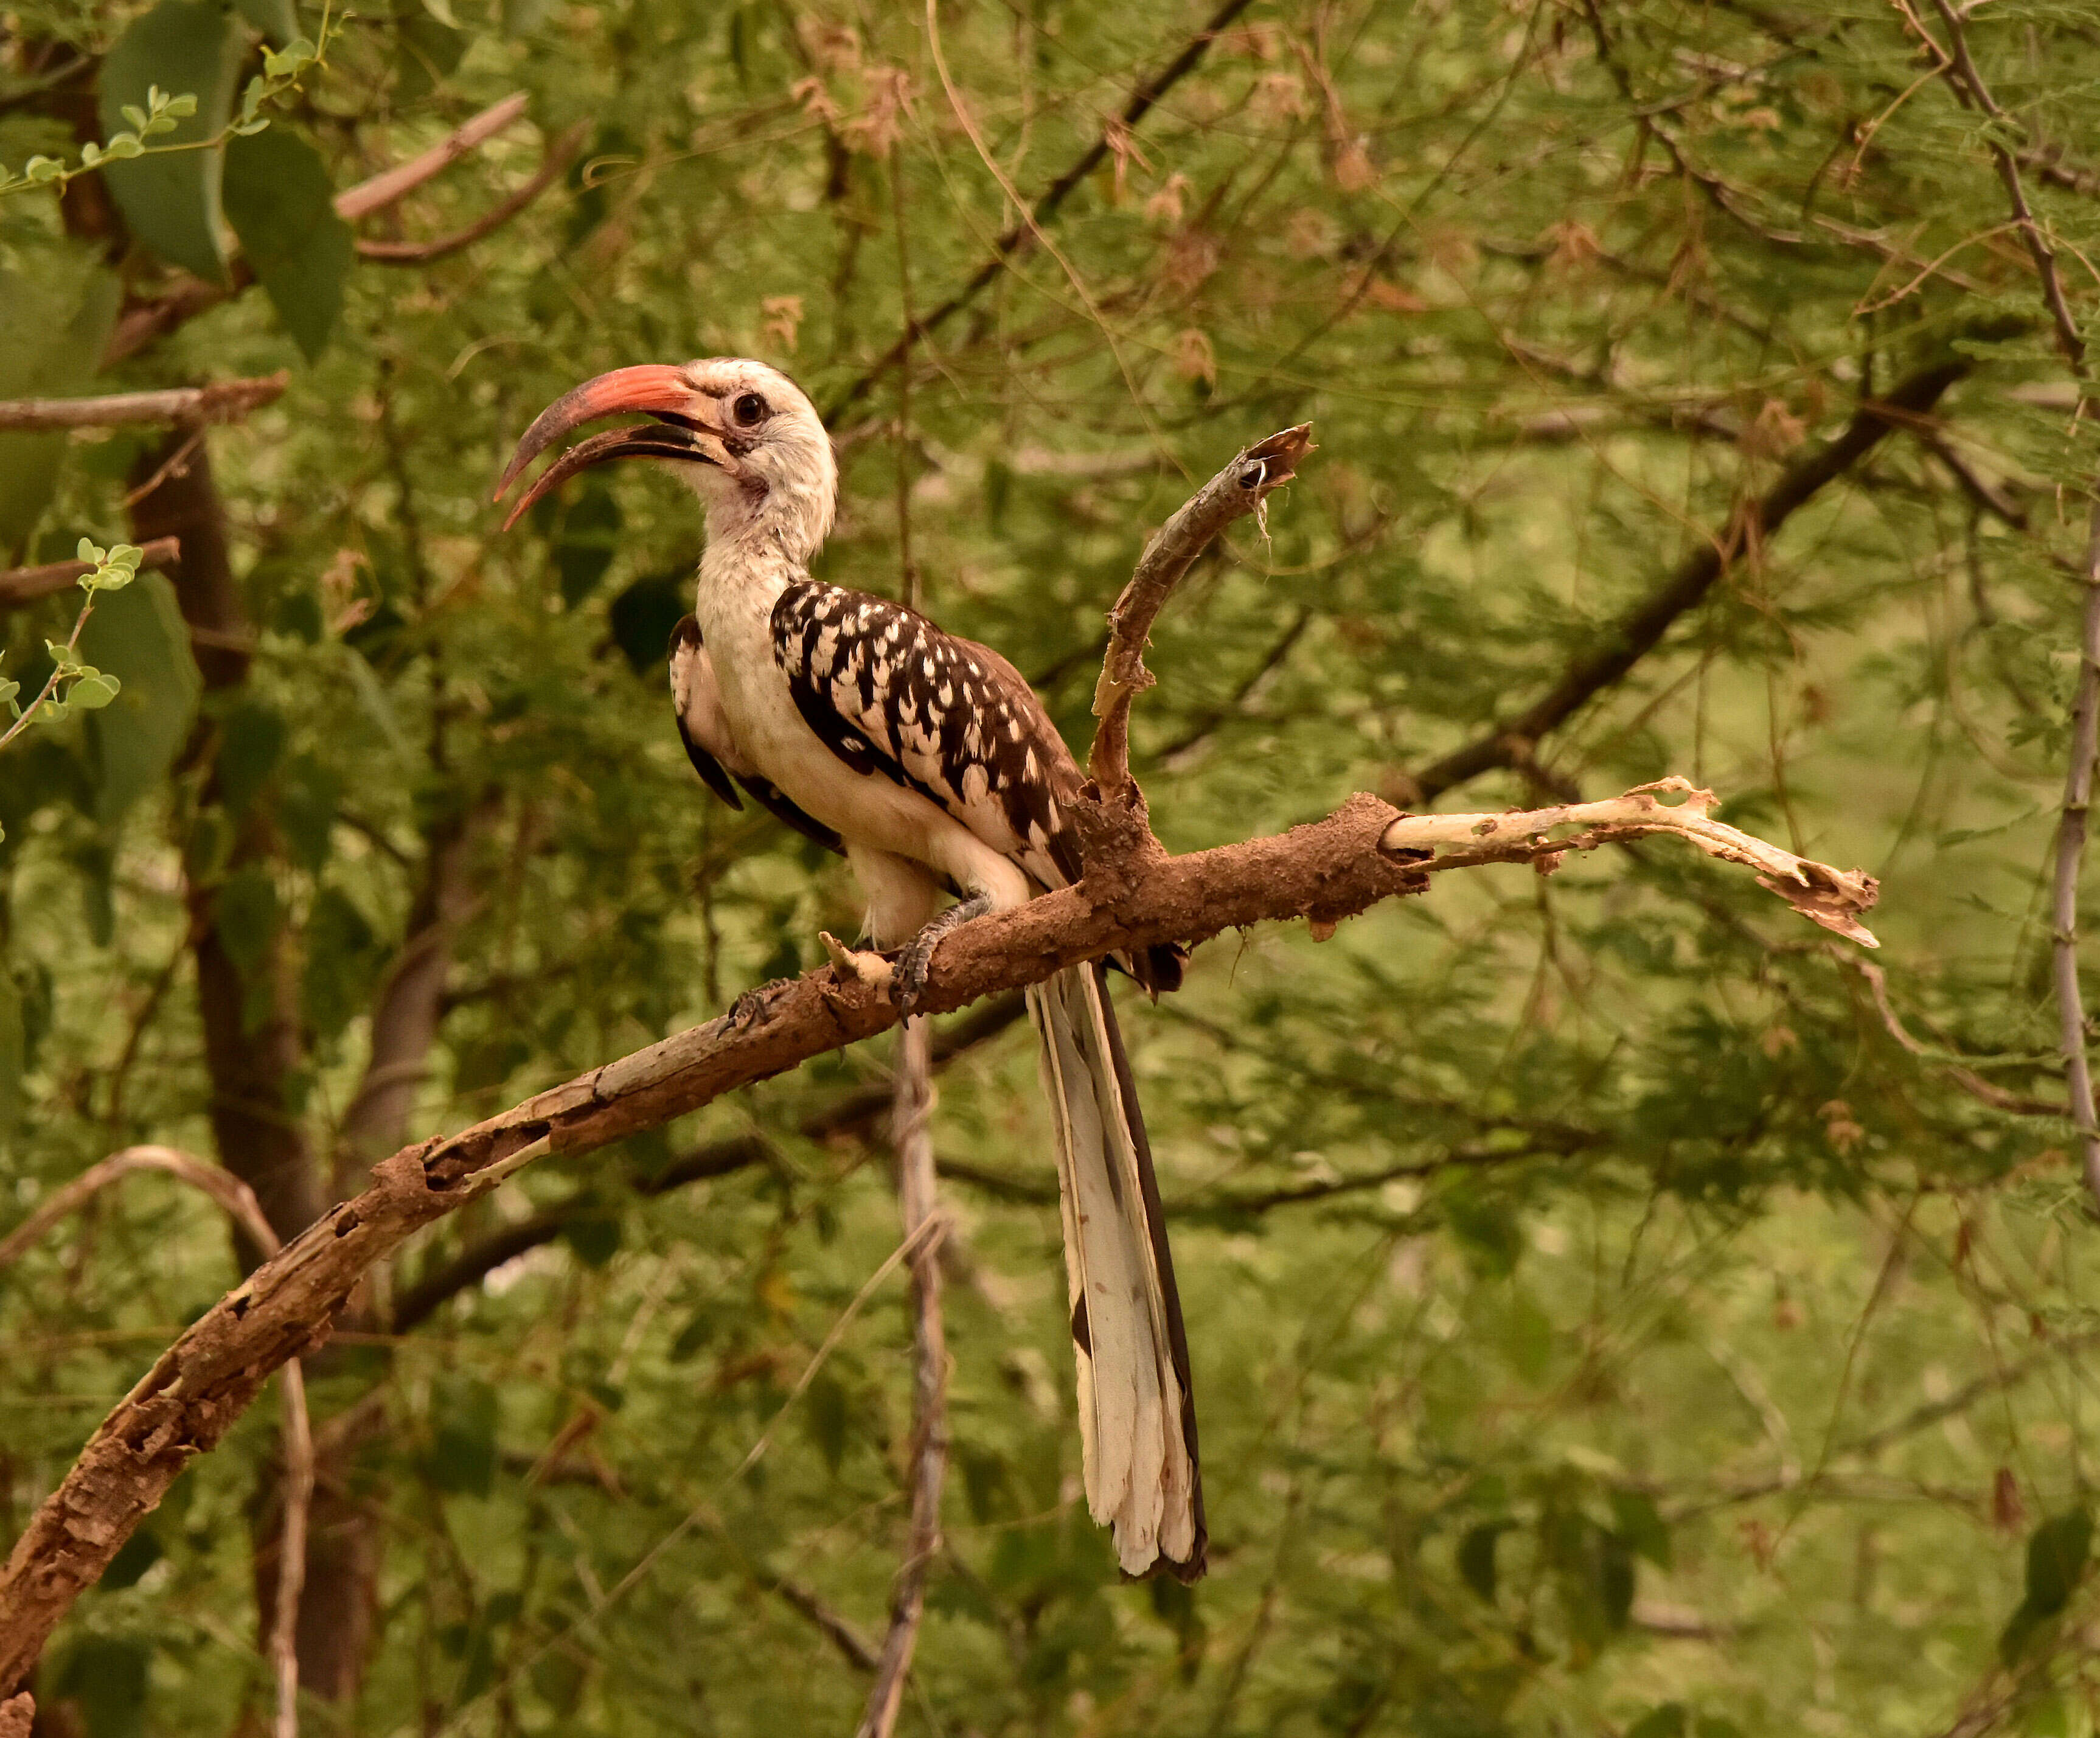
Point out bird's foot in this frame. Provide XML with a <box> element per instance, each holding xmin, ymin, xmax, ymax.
<box><xmin>891</xmin><ymin>892</ymin><xmax>995</xmax><ymax>1015</ymax></box>
<box><xmin>725</xmin><ymin>976</ymin><xmax>799</xmax><ymax>1030</ymax></box>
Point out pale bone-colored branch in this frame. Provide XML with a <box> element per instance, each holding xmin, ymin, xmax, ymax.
<box><xmin>0</xmin><ymin>374</ymin><xmax>287</xmax><ymax>434</ymax></box>
<box><xmin>0</xmin><ymin>1147</ymin><xmax>311</xmax><ymax>1737</ymax></box>
<box><xmin>1377</xmin><ymin>777</ymin><xmax>1882</xmax><ymax>948</ymax></box>
<box><xmin>0</xmin><ymin>772</ymin><xmax>1877</xmax><ymax>1678</ymax></box>
<box><xmin>2053</xmin><ymin>496</ymin><xmax>2100</xmax><ymax>1206</ymax></box>
<box><xmin>1847</xmin><ymin>957</ymin><xmax>2063</xmax><ymax>1119</ymax></box>
<box><xmin>355</xmin><ymin>122</ymin><xmax>587</xmax><ymax>265</ymax></box>
<box><xmin>333</xmin><ymin>92</ymin><xmax>530</xmax><ymax>223</ymax></box>
<box><xmin>0</xmin><ymin>537</ymin><xmax>179</xmax><ymax>611</ymax></box>
<box><xmin>856</xmin><ymin>1020</ymin><xmax>948</xmax><ymax>1738</ymax></box>
<box><xmin>1088</xmin><ymin>423</ymin><xmax>1315</xmax><ymax>799</ymax></box>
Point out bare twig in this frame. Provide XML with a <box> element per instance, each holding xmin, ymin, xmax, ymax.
<box><xmin>773</xmin><ymin>1575</ymin><xmax>879</xmax><ymax>1672</ymax></box>
<box><xmin>1399</xmin><ymin>353</ymin><xmax>1972</xmax><ymax>805</ymax></box>
<box><xmin>1847</xmin><ymin>958</ymin><xmax>2062</xmax><ymax>1119</ymax></box>
<box><xmin>1922</xmin><ymin>0</ymin><xmax>2088</xmax><ymax>377</ymax></box>
<box><xmin>1088</xmin><ymin>424</ymin><xmax>1316</xmax><ymax>799</ymax></box>
<box><xmin>0</xmin><ymin>536</ymin><xmax>179</xmax><ymax>611</ymax></box>
<box><xmin>1379</xmin><ymin>777</ymin><xmax>1881</xmax><ymax>945</ymax></box>
<box><xmin>0</xmin><ymin>374</ymin><xmax>287</xmax><ymax>433</ymax></box>
<box><xmin>356</xmin><ymin>123</ymin><xmax>586</xmax><ymax>264</ymax></box>
<box><xmin>855</xmin><ymin>1019</ymin><xmax>948</xmax><ymax>1738</ymax></box>
<box><xmin>333</xmin><ymin>92</ymin><xmax>530</xmax><ymax>223</ymax></box>
<box><xmin>0</xmin><ymin>1147</ymin><xmax>310</xmax><ymax>1736</ymax></box>
<box><xmin>2054</xmin><ymin>498</ymin><xmax>2100</xmax><ymax>1206</ymax></box>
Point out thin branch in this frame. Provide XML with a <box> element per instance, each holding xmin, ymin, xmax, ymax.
<box><xmin>773</xmin><ymin>1574</ymin><xmax>878</xmax><ymax>1673</ymax></box>
<box><xmin>1088</xmin><ymin>424</ymin><xmax>1315</xmax><ymax>799</ymax></box>
<box><xmin>822</xmin><ymin>0</ymin><xmax>1257</xmax><ymax>422</ymax></box>
<box><xmin>0</xmin><ymin>1147</ymin><xmax>310</xmax><ymax>1736</ymax></box>
<box><xmin>332</xmin><ymin>92</ymin><xmax>530</xmax><ymax>223</ymax></box>
<box><xmin>1846</xmin><ymin>958</ymin><xmax>2063</xmax><ymax>1119</ymax></box>
<box><xmin>1399</xmin><ymin>353</ymin><xmax>1972</xmax><ymax>805</ymax></box>
<box><xmin>0</xmin><ymin>374</ymin><xmax>287</xmax><ymax>433</ymax></box>
<box><xmin>2054</xmin><ymin>496</ymin><xmax>2100</xmax><ymax>1207</ymax></box>
<box><xmin>855</xmin><ymin>1020</ymin><xmax>948</xmax><ymax>1738</ymax></box>
<box><xmin>355</xmin><ymin>123</ymin><xmax>586</xmax><ymax>264</ymax></box>
<box><xmin>0</xmin><ymin>537</ymin><xmax>179</xmax><ymax>611</ymax></box>
<box><xmin>1922</xmin><ymin>0</ymin><xmax>2088</xmax><ymax>375</ymax></box>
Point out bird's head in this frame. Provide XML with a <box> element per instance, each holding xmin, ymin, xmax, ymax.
<box><xmin>494</xmin><ymin>357</ymin><xmax>837</xmax><ymax>561</ymax></box>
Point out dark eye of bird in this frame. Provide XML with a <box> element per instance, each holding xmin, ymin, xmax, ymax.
<box><xmin>732</xmin><ymin>392</ymin><xmax>767</xmax><ymax>427</ymax></box>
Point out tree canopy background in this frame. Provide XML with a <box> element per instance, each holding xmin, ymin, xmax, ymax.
<box><xmin>4</xmin><ymin>0</ymin><xmax>2100</xmax><ymax>1733</ymax></box>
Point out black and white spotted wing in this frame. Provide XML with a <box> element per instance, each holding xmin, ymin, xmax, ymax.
<box><xmin>669</xmin><ymin>615</ymin><xmax>843</xmax><ymax>855</ymax></box>
<box><xmin>770</xmin><ymin>582</ymin><xmax>1082</xmax><ymax>890</ymax></box>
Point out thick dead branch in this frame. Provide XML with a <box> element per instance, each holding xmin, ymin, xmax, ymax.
<box><xmin>0</xmin><ymin>1148</ymin><xmax>310</xmax><ymax>1737</ymax></box>
<box><xmin>1088</xmin><ymin>424</ymin><xmax>1315</xmax><ymax>801</ymax></box>
<box><xmin>355</xmin><ymin>123</ymin><xmax>586</xmax><ymax>264</ymax></box>
<box><xmin>0</xmin><ymin>771</ymin><xmax>1871</xmax><ymax>1675</ymax></box>
<box><xmin>0</xmin><ymin>374</ymin><xmax>287</xmax><ymax>433</ymax></box>
<box><xmin>856</xmin><ymin>1020</ymin><xmax>948</xmax><ymax>1738</ymax></box>
<box><xmin>333</xmin><ymin>92</ymin><xmax>530</xmax><ymax>223</ymax></box>
<box><xmin>824</xmin><ymin>0</ymin><xmax>1256</xmax><ymax>422</ymax></box>
<box><xmin>1400</xmin><ymin>353</ymin><xmax>1970</xmax><ymax>805</ymax></box>
<box><xmin>1380</xmin><ymin>777</ymin><xmax>1881</xmax><ymax>946</ymax></box>
<box><xmin>0</xmin><ymin>536</ymin><xmax>179</xmax><ymax>611</ymax></box>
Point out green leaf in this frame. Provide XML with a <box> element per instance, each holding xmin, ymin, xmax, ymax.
<box><xmin>99</xmin><ymin>1526</ymin><xmax>164</xmax><ymax>1591</ymax></box>
<box><xmin>99</xmin><ymin>0</ymin><xmax>245</xmax><ymax>285</ymax></box>
<box><xmin>609</xmin><ymin>571</ymin><xmax>688</xmax><ymax>675</ymax></box>
<box><xmin>2002</xmin><ymin>1509</ymin><xmax>2091</xmax><ymax>1664</ymax></box>
<box><xmin>805</xmin><ymin>1372</ymin><xmax>849</xmax><ymax>1476</ymax></box>
<box><xmin>66</xmin><ymin>674</ymin><xmax>120</xmax><ymax>710</ymax></box>
<box><xmin>233</xmin><ymin>0</ymin><xmax>301</xmax><ymax>44</ymax></box>
<box><xmin>53</xmin><ymin>1634</ymin><xmax>151</xmax><ymax>1738</ymax></box>
<box><xmin>222</xmin><ymin>128</ymin><xmax>353</xmax><ymax>362</ymax></box>
<box><xmin>300</xmin><ymin>885</ymin><xmax>379</xmax><ymax>1040</ymax></box>
<box><xmin>1627</xmin><ymin>1708</ymin><xmax>1688</xmax><ymax>1738</ymax></box>
<box><xmin>214</xmin><ymin>698</ymin><xmax>285</xmax><ymax>815</ymax></box>
<box><xmin>560</xmin><ymin>1213</ymin><xmax>622</xmax><ymax>1268</ymax></box>
<box><xmin>427</xmin><ymin>1377</ymin><xmax>499</xmax><ymax>1496</ymax></box>
<box><xmin>1610</xmin><ymin>1488</ymin><xmax>1674</xmax><ymax>1571</ymax></box>
<box><xmin>213</xmin><ymin>866</ymin><xmax>280</xmax><ymax>979</ymax></box>
<box><xmin>1457</xmin><ymin>1521</ymin><xmax>1508</xmax><ymax>1603</ymax></box>
<box><xmin>78</xmin><ymin>575</ymin><xmax>204</xmax><ymax>826</ymax></box>
<box><xmin>0</xmin><ymin>255</ymin><xmax>121</xmax><ymax>557</ymax></box>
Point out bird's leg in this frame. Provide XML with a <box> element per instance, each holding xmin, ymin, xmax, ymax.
<box><xmin>890</xmin><ymin>892</ymin><xmax>994</xmax><ymax>1014</ymax></box>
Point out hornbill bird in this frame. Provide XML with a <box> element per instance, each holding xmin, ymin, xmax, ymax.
<box><xmin>495</xmin><ymin>358</ymin><xmax>1205</xmax><ymax>1581</ymax></box>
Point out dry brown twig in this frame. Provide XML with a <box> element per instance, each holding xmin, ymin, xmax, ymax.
<box><xmin>0</xmin><ymin>1147</ymin><xmax>311</xmax><ymax>1738</ymax></box>
<box><xmin>0</xmin><ymin>535</ymin><xmax>179</xmax><ymax>611</ymax></box>
<box><xmin>332</xmin><ymin>91</ymin><xmax>530</xmax><ymax>223</ymax></box>
<box><xmin>0</xmin><ymin>429</ymin><xmax>1883</xmax><ymax>1690</ymax></box>
<box><xmin>0</xmin><ymin>374</ymin><xmax>287</xmax><ymax>434</ymax></box>
<box><xmin>355</xmin><ymin>122</ymin><xmax>587</xmax><ymax>266</ymax></box>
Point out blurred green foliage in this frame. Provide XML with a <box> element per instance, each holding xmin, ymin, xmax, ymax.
<box><xmin>4</xmin><ymin>0</ymin><xmax>2100</xmax><ymax>1734</ymax></box>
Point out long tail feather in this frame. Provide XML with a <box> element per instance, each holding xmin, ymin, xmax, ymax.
<box><xmin>1028</xmin><ymin>963</ymin><xmax>1205</xmax><ymax>1581</ymax></box>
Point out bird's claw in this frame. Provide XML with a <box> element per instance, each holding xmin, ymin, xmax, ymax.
<box><xmin>725</xmin><ymin>976</ymin><xmax>798</xmax><ymax>1030</ymax></box>
<box><xmin>889</xmin><ymin>939</ymin><xmax>935</xmax><ymax>1016</ymax></box>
